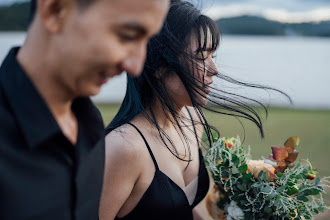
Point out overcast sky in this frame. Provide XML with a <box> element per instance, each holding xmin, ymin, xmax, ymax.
<box><xmin>2</xmin><ymin>0</ymin><xmax>330</xmax><ymax>23</ymax></box>
<box><xmin>193</xmin><ymin>0</ymin><xmax>330</xmax><ymax>23</ymax></box>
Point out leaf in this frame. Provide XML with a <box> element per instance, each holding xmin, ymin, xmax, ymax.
<box><xmin>242</xmin><ymin>172</ymin><xmax>253</xmax><ymax>181</ymax></box>
<box><xmin>271</xmin><ymin>146</ymin><xmax>289</xmax><ymax>161</ymax></box>
<box><xmin>277</xmin><ymin>186</ymin><xmax>286</xmax><ymax>193</ymax></box>
<box><xmin>287</xmin><ymin>181</ymin><xmax>295</xmax><ymax>186</ymax></box>
<box><xmin>262</xmin><ymin>186</ymin><xmax>272</xmax><ymax>193</ymax></box>
<box><xmin>237</xmin><ymin>183</ymin><xmax>247</xmax><ymax>191</ymax></box>
<box><xmin>287</xmin><ymin>186</ymin><xmax>299</xmax><ymax>195</ymax></box>
<box><xmin>301</xmin><ymin>189</ymin><xmax>312</xmax><ymax>196</ymax></box>
<box><xmin>285</xmin><ymin>150</ymin><xmax>299</xmax><ymax>163</ymax></box>
<box><xmin>232</xmin><ymin>155</ymin><xmax>240</xmax><ymax>166</ymax></box>
<box><xmin>298</xmin><ymin>196</ymin><xmax>308</xmax><ymax>202</ymax></box>
<box><xmin>310</xmin><ymin>188</ymin><xmax>322</xmax><ymax>195</ymax></box>
<box><xmin>252</xmin><ymin>182</ymin><xmax>262</xmax><ymax>188</ymax></box>
<box><xmin>284</xmin><ymin>136</ymin><xmax>300</xmax><ymax>153</ymax></box>
<box><xmin>274</xmin><ymin>197</ymin><xmax>281</xmax><ymax>206</ymax></box>
<box><xmin>276</xmin><ymin>172</ymin><xmax>283</xmax><ymax>178</ymax></box>
<box><xmin>298</xmin><ymin>173</ymin><xmax>307</xmax><ymax>180</ymax></box>
<box><xmin>266</xmin><ymin>191</ymin><xmax>277</xmax><ymax>200</ymax></box>
<box><xmin>238</xmin><ymin>164</ymin><xmax>248</xmax><ymax>174</ymax></box>
<box><xmin>231</xmin><ymin>167</ymin><xmax>240</xmax><ymax>174</ymax></box>
<box><xmin>258</xmin><ymin>171</ymin><xmax>267</xmax><ymax>181</ymax></box>
<box><xmin>315</xmin><ymin>177</ymin><xmax>321</xmax><ymax>185</ymax></box>
<box><xmin>312</xmin><ymin>209</ymin><xmax>319</xmax><ymax>214</ymax></box>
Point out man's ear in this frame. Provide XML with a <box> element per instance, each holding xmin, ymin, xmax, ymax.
<box><xmin>37</xmin><ymin>0</ymin><xmax>74</xmax><ymax>33</ymax></box>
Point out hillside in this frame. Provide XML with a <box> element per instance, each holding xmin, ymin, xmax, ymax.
<box><xmin>216</xmin><ymin>16</ymin><xmax>330</xmax><ymax>37</ymax></box>
<box><xmin>0</xmin><ymin>2</ymin><xmax>330</xmax><ymax>37</ymax></box>
<box><xmin>0</xmin><ymin>2</ymin><xmax>30</xmax><ymax>31</ymax></box>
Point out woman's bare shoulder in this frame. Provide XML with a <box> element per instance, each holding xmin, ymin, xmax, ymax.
<box><xmin>105</xmin><ymin>124</ymin><xmax>146</xmax><ymax>161</ymax></box>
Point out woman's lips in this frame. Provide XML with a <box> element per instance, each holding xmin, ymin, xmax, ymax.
<box><xmin>204</xmin><ymin>86</ymin><xmax>211</xmax><ymax>94</ymax></box>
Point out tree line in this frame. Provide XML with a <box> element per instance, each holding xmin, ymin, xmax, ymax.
<box><xmin>1</xmin><ymin>2</ymin><xmax>329</xmax><ymax>37</ymax></box>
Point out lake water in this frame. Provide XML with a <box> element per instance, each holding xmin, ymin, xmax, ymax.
<box><xmin>1</xmin><ymin>32</ymin><xmax>329</xmax><ymax>109</ymax></box>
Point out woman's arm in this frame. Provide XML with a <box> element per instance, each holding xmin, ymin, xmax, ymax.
<box><xmin>193</xmin><ymin>178</ymin><xmax>215</xmax><ymax>220</ymax></box>
<box><xmin>186</xmin><ymin>107</ymin><xmax>215</xmax><ymax>220</ymax></box>
<box><xmin>99</xmin><ymin>131</ymin><xmax>141</xmax><ymax>220</ymax></box>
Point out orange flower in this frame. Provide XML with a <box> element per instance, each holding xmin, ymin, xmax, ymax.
<box><xmin>222</xmin><ymin>137</ymin><xmax>234</xmax><ymax>149</ymax></box>
<box><xmin>247</xmin><ymin>160</ymin><xmax>276</xmax><ymax>180</ymax></box>
<box><xmin>205</xmin><ymin>193</ymin><xmax>227</xmax><ymax>220</ymax></box>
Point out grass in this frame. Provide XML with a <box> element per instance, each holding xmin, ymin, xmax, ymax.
<box><xmin>96</xmin><ymin>103</ymin><xmax>330</xmax><ymax>207</ymax></box>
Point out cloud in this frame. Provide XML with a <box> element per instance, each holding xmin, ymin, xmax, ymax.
<box><xmin>201</xmin><ymin>1</ymin><xmax>330</xmax><ymax>23</ymax></box>
<box><xmin>0</xmin><ymin>0</ymin><xmax>27</xmax><ymax>6</ymax></box>
<box><xmin>263</xmin><ymin>8</ymin><xmax>330</xmax><ymax>23</ymax></box>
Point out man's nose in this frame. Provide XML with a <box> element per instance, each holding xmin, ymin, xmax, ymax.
<box><xmin>121</xmin><ymin>43</ymin><xmax>147</xmax><ymax>77</ymax></box>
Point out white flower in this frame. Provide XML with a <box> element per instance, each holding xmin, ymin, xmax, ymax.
<box><xmin>226</xmin><ymin>201</ymin><xmax>244</xmax><ymax>220</ymax></box>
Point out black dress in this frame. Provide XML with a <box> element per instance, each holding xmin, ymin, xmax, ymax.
<box><xmin>115</xmin><ymin>123</ymin><xmax>210</xmax><ymax>220</ymax></box>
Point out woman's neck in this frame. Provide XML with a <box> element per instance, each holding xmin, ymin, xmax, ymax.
<box><xmin>148</xmin><ymin>99</ymin><xmax>184</xmax><ymax>130</ymax></box>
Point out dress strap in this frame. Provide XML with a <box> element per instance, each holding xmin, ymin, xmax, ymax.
<box><xmin>127</xmin><ymin>122</ymin><xmax>159</xmax><ymax>170</ymax></box>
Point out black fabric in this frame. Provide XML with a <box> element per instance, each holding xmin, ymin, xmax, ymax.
<box><xmin>0</xmin><ymin>47</ymin><xmax>105</xmax><ymax>220</ymax></box>
<box><xmin>115</xmin><ymin>123</ymin><xmax>209</xmax><ymax>220</ymax></box>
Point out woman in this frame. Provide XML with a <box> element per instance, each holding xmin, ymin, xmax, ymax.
<box><xmin>99</xmin><ymin>1</ymin><xmax>289</xmax><ymax>220</ymax></box>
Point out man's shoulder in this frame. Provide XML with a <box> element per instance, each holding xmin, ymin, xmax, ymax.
<box><xmin>0</xmin><ymin>66</ymin><xmax>18</xmax><ymax>116</ymax></box>
<box><xmin>0</xmin><ymin>83</ymin><xmax>12</xmax><ymax>117</ymax></box>
<box><xmin>0</xmin><ymin>85</ymin><xmax>18</xmax><ymax>147</ymax></box>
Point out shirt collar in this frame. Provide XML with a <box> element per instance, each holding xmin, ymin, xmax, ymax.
<box><xmin>0</xmin><ymin>47</ymin><xmax>104</xmax><ymax>149</ymax></box>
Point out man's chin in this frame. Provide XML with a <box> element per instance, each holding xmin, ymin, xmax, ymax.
<box><xmin>78</xmin><ymin>86</ymin><xmax>102</xmax><ymax>97</ymax></box>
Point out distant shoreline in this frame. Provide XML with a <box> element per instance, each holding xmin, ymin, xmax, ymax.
<box><xmin>1</xmin><ymin>2</ymin><xmax>330</xmax><ymax>37</ymax></box>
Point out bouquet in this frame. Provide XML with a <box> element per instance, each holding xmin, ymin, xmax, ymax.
<box><xmin>204</xmin><ymin>136</ymin><xmax>330</xmax><ymax>220</ymax></box>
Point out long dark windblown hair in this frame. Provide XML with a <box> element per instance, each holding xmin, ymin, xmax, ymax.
<box><xmin>106</xmin><ymin>1</ymin><xmax>291</xmax><ymax>162</ymax></box>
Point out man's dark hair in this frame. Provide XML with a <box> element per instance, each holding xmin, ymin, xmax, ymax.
<box><xmin>28</xmin><ymin>0</ymin><xmax>97</xmax><ymax>27</ymax></box>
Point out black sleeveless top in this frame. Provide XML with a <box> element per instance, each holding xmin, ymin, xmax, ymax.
<box><xmin>115</xmin><ymin>123</ymin><xmax>209</xmax><ymax>220</ymax></box>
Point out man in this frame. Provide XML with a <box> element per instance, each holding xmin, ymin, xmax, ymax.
<box><xmin>0</xmin><ymin>0</ymin><xmax>169</xmax><ymax>219</ymax></box>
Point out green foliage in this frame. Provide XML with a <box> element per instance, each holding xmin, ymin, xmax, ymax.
<box><xmin>204</xmin><ymin>137</ymin><xmax>330</xmax><ymax>220</ymax></box>
<box><xmin>216</xmin><ymin>15</ymin><xmax>330</xmax><ymax>37</ymax></box>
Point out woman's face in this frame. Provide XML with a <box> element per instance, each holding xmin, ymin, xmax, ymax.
<box><xmin>164</xmin><ymin>28</ymin><xmax>218</xmax><ymax>108</ymax></box>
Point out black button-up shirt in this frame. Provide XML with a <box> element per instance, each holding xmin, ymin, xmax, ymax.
<box><xmin>0</xmin><ymin>48</ymin><xmax>105</xmax><ymax>220</ymax></box>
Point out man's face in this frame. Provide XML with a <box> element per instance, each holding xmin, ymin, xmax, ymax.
<box><xmin>52</xmin><ymin>0</ymin><xmax>169</xmax><ymax>97</ymax></box>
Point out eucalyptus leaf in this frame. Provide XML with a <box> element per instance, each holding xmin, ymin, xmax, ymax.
<box><xmin>258</xmin><ymin>171</ymin><xmax>267</xmax><ymax>181</ymax></box>
<box><xmin>276</xmin><ymin>186</ymin><xmax>286</xmax><ymax>193</ymax></box>
<box><xmin>231</xmin><ymin>167</ymin><xmax>240</xmax><ymax>174</ymax></box>
<box><xmin>287</xmin><ymin>186</ymin><xmax>299</xmax><ymax>195</ymax></box>
<box><xmin>276</xmin><ymin>172</ymin><xmax>283</xmax><ymax>178</ymax></box>
<box><xmin>262</xmin><ymin>186</ymin><xmax>272</xmax><ymax>193</ymax></box>
<box><xmin>315</xmin><ymin>177</ymin><xmax>321</xmax><ymax>186</ymax></box>
<box><xmin>266</xmin><ymin>191</ymin><xmax>277</xmax><ymax>200</ymax></box>
<box><xmin>238</xmin><ymin>164</ymin><xmax>248</xmax><ymax>174</ymax></box>
<box><xmin>252</xmin><ymin>182</ymin><xmax>262</xmax><ymax>188</ymax></box>
<box><xmin>237</xmin><ymin>183</ymin><xmax>247</xmax><ymax>191</ymax></box>
<box><xmin>310</xmin><ymin>188</ymin><xmax>322</xmax><ymax>195</ymax></box>
<box><xmin>232</xmin><ymin>155</ymin><xmax>240</xmax><ymax>166</ymax></box>
<box><xmin>274</xmin><ymin>197</ymin><xmax>281</xmax><ymax>206</ymax></box>
<box><xmin>298</xmin><ymin>196</ymin><xmax>308</xmax><ymax>202</ymax></box>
